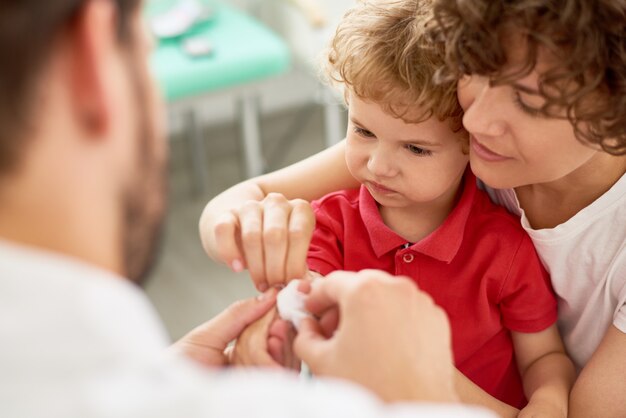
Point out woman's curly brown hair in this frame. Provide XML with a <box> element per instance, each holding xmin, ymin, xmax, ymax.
<box><xmin>324</xmin><ymin>0</ymin><xmax>464</xmax><ymax>130</ymax></box>
<box><xmin>428</xmin><ymin>0</ymin><xmax>626</xmax><ymax>155</ymax></box>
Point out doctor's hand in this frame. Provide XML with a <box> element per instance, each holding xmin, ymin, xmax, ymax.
<box><xmin>171</xmin><ymin>289</ymin><xmax>277</xmax><ymax>368</ymax></box>
<box><xmin>204</xmin><ymin>192</ymin><xmax>315</xmax><ymax>291</ymax></box>
<box><xmin>294</xmin><ymin>270</ymin><xmax>458</xmax><ymax>404</ymax></box>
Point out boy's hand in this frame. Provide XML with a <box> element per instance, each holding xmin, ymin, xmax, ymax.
<box><xmin>211</xmin><ymin>193</ymin><xmax>315</xmax><ymax>291</ymax></box>
<box><xmin>229</xmin><ymin>307</ymin><xmax>282</xmax><ymax>368</ymax></box>
<box><xmin>230</xmin><ymin>306</ymin><xmax>301</xmax><ymax>371</ymax></box>
<box><xmin>267</xmin><ymin>318</ymin><xmax>301</xmax><ymax>370</ymax></box>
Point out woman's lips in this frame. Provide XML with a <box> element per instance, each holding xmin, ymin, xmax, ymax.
<box><xmin>470</xmin><ymin>135</ymin><xmax>511</xmax><ymax>162</ymax></box>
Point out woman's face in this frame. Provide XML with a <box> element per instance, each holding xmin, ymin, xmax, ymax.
<box><xmin>457</xmin><ymin>42</ymin><xmax>600</xmax><ymax>189</ymax></box>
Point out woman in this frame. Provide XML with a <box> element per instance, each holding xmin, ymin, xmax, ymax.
<box><xmin>200</xmin><ymin>1</ymin><xmax>626</xmax><ymax>416</ymax></box>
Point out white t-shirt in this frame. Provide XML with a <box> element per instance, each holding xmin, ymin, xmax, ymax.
<box><xmin>0</xmin><ymin>240</ymin><xmax>492</xmax><ymax>418</ymax></box>
<box><xmin>481</xmin><ymin>172</ymin><xmax>626</xmax><ymax>370</ymax></box>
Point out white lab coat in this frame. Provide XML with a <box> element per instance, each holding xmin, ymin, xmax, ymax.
<box><xmin>0</xmin><ymin>240</ymin><xmax>493</xmax><ymax>418</ymax></box>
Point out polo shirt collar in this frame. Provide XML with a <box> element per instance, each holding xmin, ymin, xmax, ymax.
<box><xmin>359</xmin><ymin>169</ymin><xmax>477</xmax><ymax>263</ymax></box>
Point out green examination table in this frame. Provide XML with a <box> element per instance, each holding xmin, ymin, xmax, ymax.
<box><xmin>146</xmin><ymin>0</ymin><xmax>291</xmax><ymax>193</ymax></box>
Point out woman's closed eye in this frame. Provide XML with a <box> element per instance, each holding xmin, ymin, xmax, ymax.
<box><xmin>512</xmin><ymin>90</ymin><xmax>543</xmax><ymax>118</ymax></box>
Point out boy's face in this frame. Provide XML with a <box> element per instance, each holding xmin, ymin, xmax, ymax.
<box><xmin>345</xmin><ymin>94</ymin><xmax>468</xmax><ymax>210</ymax></box>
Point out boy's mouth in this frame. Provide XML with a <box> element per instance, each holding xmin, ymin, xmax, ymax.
<box><xmin>367</xmin><ymin>181</ymin><xmax>398</xmax><ymax>195</ymax></box>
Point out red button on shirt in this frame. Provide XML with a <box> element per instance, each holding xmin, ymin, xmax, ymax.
<box><xmin>307</xmin><ymin>171</ymin><xmax>558</xmax><ymax>408</ymax></box>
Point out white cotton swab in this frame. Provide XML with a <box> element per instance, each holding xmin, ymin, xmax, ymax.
<box><xmin>276</xmin><ymin>280</ymin><xmax>312</xmax><ymax>331</ymax></box>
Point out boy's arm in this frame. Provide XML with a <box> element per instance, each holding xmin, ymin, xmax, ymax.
<box><xmin>199</xmin><ymin>140</ymin><xmax>356</xmax><ymax>290</ymax></box>
<box><xmin>569</xmin><ymin>325</ymin><xmax>626</xmax><ymax>418</ymax></box>
<box><xmin>512</xmin><ymin>324</ymin><xmax>576</xmax><ymax>418</ymax></box>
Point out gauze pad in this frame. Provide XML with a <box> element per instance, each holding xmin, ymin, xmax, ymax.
<box><xmin>276</xmin><ymin>280</ymin><xmax>312</xmax><ymax>331</ymax></box>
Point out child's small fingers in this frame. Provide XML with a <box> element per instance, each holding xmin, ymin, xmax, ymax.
<box><xmin>267</xmin><ymin>336</ymin><xmax>285</xmax><ymax>365</ymax></box>
<box><xmin>268</xmin><ymin>318</ymin><xmax>291</xmax><ymax>342</ymax></box>
<box><xmin>282</xmin><ymin>324</ymin><xmax>301</xmax><ymax>371</ymax></box>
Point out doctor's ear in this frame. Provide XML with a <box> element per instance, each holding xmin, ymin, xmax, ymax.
<box><xmin>63</xmin><ymin>0</ymin><xmax>121</xmax><ymax>138</ymax></box>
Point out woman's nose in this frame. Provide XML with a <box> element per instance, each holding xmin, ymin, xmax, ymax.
<box><xmin>459</xmin><ymin>75</ymin><xmax>507</xmax><ymax>137</ymax></box>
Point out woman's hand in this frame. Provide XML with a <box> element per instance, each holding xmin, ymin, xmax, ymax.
<box><xmin>200</xmin><ymin>140</ymin><xmax>356</xmax><ymax>291</ymax></box>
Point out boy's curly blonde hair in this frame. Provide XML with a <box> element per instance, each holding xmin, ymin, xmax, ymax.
<box><xmin>324</xmin><ymin>0</ymin><xmax>463</xmax><ymax>130</ymax></box>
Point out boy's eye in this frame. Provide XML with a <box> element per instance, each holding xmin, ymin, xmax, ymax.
<box><xmin>406</xmin><ymin>144</ymin><xmax>432</xmax><ymax>156</ymax></box>
<box><xmin>353</xmin><ymin>127</ymin><xmax>375</xmax><ymax>138</ymax></box>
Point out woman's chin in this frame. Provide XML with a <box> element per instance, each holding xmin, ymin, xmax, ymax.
<box><xmin>470</xmin><ymin>161</ymin><xmax>526</xmax><ymax>190</ymax></box>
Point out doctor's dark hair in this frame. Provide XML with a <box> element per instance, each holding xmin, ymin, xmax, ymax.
<box><xmin>0</xmin><ymin>0</ymin><xmax>142</xmax><ymax>175</ymax></box>
<box><xmin>429</xmin><ymin>0</ymin><xmax>626</xmax><ymax>155</ymax></box>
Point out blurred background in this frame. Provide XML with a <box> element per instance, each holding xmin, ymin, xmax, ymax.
<box><xmin>143</xmin><ymin>0</ymin><xmax>352</xmax><ymax>339</ymax></box>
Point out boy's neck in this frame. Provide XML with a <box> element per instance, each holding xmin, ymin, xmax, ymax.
<box><xmin>378</xmin><ymin>176</ymin><xmax>465</xmax><ymax>244</ymax></box>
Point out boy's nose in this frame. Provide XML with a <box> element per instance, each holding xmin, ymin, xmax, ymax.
<box><xmin>367</xmin><ymin>149</ymin><xmax>398</xmax><ymax>178</ymax></box>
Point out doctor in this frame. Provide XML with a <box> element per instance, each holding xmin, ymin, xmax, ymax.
<box><xmin>0</xmin><ymin>0</ymin><xmax>491</xmax><ymax>417</ymax></box>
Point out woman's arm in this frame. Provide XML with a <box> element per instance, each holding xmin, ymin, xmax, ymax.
<box><xmin>512</xmin><ymin>325</ymin><xmax>576</xmax><ymax>418</ymax></box>
<box><xmin>199</xmin><ymin>140</ymin><xmax>358</xmax><ymax>290</ymax></box>
<box><xmin>569</xmin><ymin>325</ymin><xmax>626</xmax><ymax>418</ymax></box>
<box><xmin>454</xmin><ymin>324</ymin><xmax>576</xmax><ymax>418</ymax></box>
<box><xmin>454</xmin><ymin>370</ymin><xmax>519</xmax><ymax>417</ymax></box>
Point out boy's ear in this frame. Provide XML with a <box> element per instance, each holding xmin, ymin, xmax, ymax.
<box><xmin>65</xmin><ymin>0</ymin><xmax>120</xmax><ymax>139</ymax></box>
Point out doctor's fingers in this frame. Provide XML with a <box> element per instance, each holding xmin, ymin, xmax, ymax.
<box><xmin>293</xmin><ymin>317</ymin><xmax>333</xmax><ymax>373</ymax></box>
<box><xmin>172</xmin><ymin>289</ymin><xmax>277</xmax><ymax>368</ymax></box>
<box><xmin>303</xmin><ymin>270</ymin><xmax>395</xmax><ymax>316</ymax></box>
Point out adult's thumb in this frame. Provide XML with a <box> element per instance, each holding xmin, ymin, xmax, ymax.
<box><xmin>200</xmin><ymin>289</ymin><xmax>277</xmax><ymax>349</ymax></box>
<box><xmin>293</xmin><ymin>317</ymin><xmax>331</xmax><ymax>372</ymax></box>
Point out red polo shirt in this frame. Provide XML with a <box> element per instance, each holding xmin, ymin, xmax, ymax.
<box><xmin>307</xmin><ymin>171</ymin><xmax>557</xmax><ymax>408</ymax></box>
